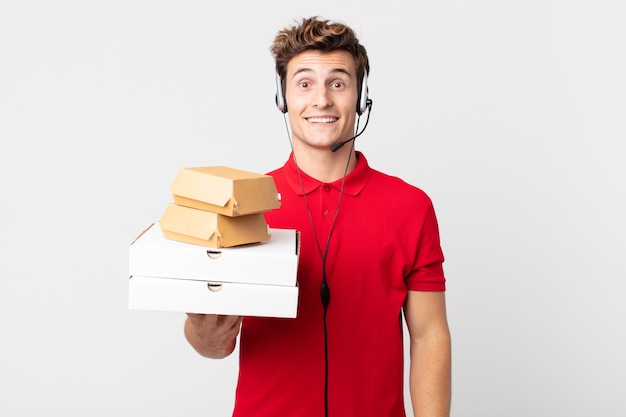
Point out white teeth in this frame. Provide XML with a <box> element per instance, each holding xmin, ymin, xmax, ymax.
<box><xmin>308</xmin><ymin>117</ymin><xmax>336</xmax><ymax>123</ymax></box>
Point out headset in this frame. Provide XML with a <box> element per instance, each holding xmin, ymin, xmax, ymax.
<box><xmin>275</xmin><ymin>71</ymin><xmax>370</xmax><ymax>116</ymax></box>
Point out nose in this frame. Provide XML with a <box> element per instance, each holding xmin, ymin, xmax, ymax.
<box><xmin>312</xmin><ymin>85</ymin><xmax>332</xmax><ymax>108</ymax></box>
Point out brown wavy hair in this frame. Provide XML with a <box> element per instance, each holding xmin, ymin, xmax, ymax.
<box><xmin>270</xmin><ymin>16</ymin><xmax>370</xmax><ymax>88</ymax></box>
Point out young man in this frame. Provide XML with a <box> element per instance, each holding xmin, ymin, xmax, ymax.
<box><xmin>185</xmin><ymin>17</ymin><xmax>451</xmax><ymax>417</ymax></box>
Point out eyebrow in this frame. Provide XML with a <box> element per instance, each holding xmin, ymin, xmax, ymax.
<box><xmin>291</xmin><ymin>67</ymin><xmax>352</xmax><ymax>78</ymax></box>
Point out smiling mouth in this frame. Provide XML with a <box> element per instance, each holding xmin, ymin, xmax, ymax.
<box><xmin>306</xmin><ymin>117</ymin><xmax>337</xmax><ymax>124</ymax></box>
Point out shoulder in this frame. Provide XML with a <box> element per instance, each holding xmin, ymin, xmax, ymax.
<box><xmin>265</xmin><ymin>164</ymin><xmax>289</xmax><ymax>188</ymax></box>
<box><xmin>368</xmin><ymin>167</ymin><xmax>433</xmax><ymax>206</ymax></box>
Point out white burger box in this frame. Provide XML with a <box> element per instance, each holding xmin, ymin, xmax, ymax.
<box><xmin>128</xmin><ymin>223</ymin><xmax>300</xmax><ymax>318</ymax></box>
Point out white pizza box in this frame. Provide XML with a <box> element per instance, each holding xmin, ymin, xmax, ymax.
<box><xmin>128</xmin><ymin>276</ymin><xmax>298</xmax><ymax>318</ymax></box>
<box><xmin>129</xmin><ymin>223</ymin><xmax>300</xmax><ymax>287</ymax></box>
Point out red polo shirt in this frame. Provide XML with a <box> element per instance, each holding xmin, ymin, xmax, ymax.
<box><xmin>232</xmin><ymin>152</ymin><xmax>446</xmax><ymax>417</ymax></box>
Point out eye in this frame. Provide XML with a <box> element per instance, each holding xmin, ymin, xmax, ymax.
<box><xmin>299</xmin><ymin>81</ymin><xmax>311</xmax><ymax>88</ymax></box>
<box><xmin>330</xmin><ymin>80</ymin><xmax>348</xmax><ymax>90</ymax></box>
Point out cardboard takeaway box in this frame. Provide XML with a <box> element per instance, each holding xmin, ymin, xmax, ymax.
<box><xmin>130</xmin><ymin>222</ymin><xmax>299</xmax><ymax>286</ymax></box>
<box><xmin>159</xmin><ymin>203</ymin><xmax>270</xmax><ymax>248</ymax></box>
<box><xmin>171</xmin><ymin>166</ymin><xmax>281</xmax><ymax>216</ymax></box>
<box><xmin>128</xmin><ymin>223</ymin><xmax>300</xmax><ymax>318</ymax></box>
<box><xmin>129</xmin><ymin>276</ymin><xmax>299</xmax><ymax>318</ymax></box>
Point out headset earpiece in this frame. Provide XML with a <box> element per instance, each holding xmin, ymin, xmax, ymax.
<box><xmin>357</xmin><ymin>71</ymin><xmax>369</xmax><ymax>116</ymax></box>
<box><xmin>275</xmin><ymin>73</ymin><xmax>287</xmax><ymax>113</ymax></box>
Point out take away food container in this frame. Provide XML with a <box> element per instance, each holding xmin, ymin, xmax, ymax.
<box><xmin>128</xmin><ymin>276</ymin><xmax>299</xmax><ymax>318</ymax></box>
<box><xmin>159</xmin><ymin>203</ymin><xmax>271</xmax><ymax>248</ymax></box>
<box><xmin>130</xmin><ymin>222</ymin><xmax>299</xmax><ymax>287</ymax></box>
<box><xmin>170</xmin><ymin>166</ymin><xmax>281</xmax><ymax>216</ymax></box>
<box><xmin>128</xmin><ymin>223</ymin><xmax>300</xmax><ymax>318</ymax></box>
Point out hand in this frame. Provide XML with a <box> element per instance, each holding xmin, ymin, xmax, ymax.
<box><xmin>184</xmin><ymin>313</ymin><xmax>243</xmax><ymax>358</ymax></box>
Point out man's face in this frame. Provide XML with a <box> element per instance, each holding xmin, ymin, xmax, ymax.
<box><xmin>284</xmin><ymin>50</ymin><xmax>359</xmax><ymax>151</ymax></box>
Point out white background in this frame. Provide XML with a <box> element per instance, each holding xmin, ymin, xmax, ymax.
<box><xmin>1</xmin><ymin>1</ymin><xmax>625</xmax><ymax>416</ymax></box>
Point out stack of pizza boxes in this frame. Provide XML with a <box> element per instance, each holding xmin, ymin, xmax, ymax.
<box><xmin>128</xmin><ymin>166</ymin><xmax>300</xmax><ymax>318</ymax></box>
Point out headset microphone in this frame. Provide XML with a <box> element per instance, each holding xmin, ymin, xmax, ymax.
<box><xmin>330</xmin><ymin>98</ymin><xmax>373</xmax><ymax>152</ymax></box>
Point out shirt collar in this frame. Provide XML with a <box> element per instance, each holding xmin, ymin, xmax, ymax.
<box><xmin>283</xmin><ymin>151</ymin><xmax>372</xmax><ymax>197</ymax></box>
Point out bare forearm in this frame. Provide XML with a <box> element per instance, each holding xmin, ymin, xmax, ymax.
<box><xmin>409</xmin><ymin>332</ymin><xmax>452</xmax><ymax>417</ymax></box>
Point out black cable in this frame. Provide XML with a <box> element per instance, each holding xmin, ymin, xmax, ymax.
<box><xmin>282</xmin><ymin>114</ymin><xmax>359</xmax><ymax>417</ymax></box>
<box><xmin>321</xmin><ymin>263</ymin><xmax>330</xmax><ymax>417</ymax></box>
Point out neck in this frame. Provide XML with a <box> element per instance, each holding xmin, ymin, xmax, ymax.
<box><xmin>291</xmin><ymin>145</ymin><xmax>357</xmax><ymax>183</ymax></box>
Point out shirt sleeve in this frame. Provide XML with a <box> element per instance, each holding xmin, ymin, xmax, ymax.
<box><xmin>404</xmin><ymin>203</ymin><xmax>446</xmax><ymax>291</ymax></box>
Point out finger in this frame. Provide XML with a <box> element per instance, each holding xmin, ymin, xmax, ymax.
<box><xmin>186</xmin><ymin>313</ymin><xmax>218</xmax><ymax>328</ymax></box>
